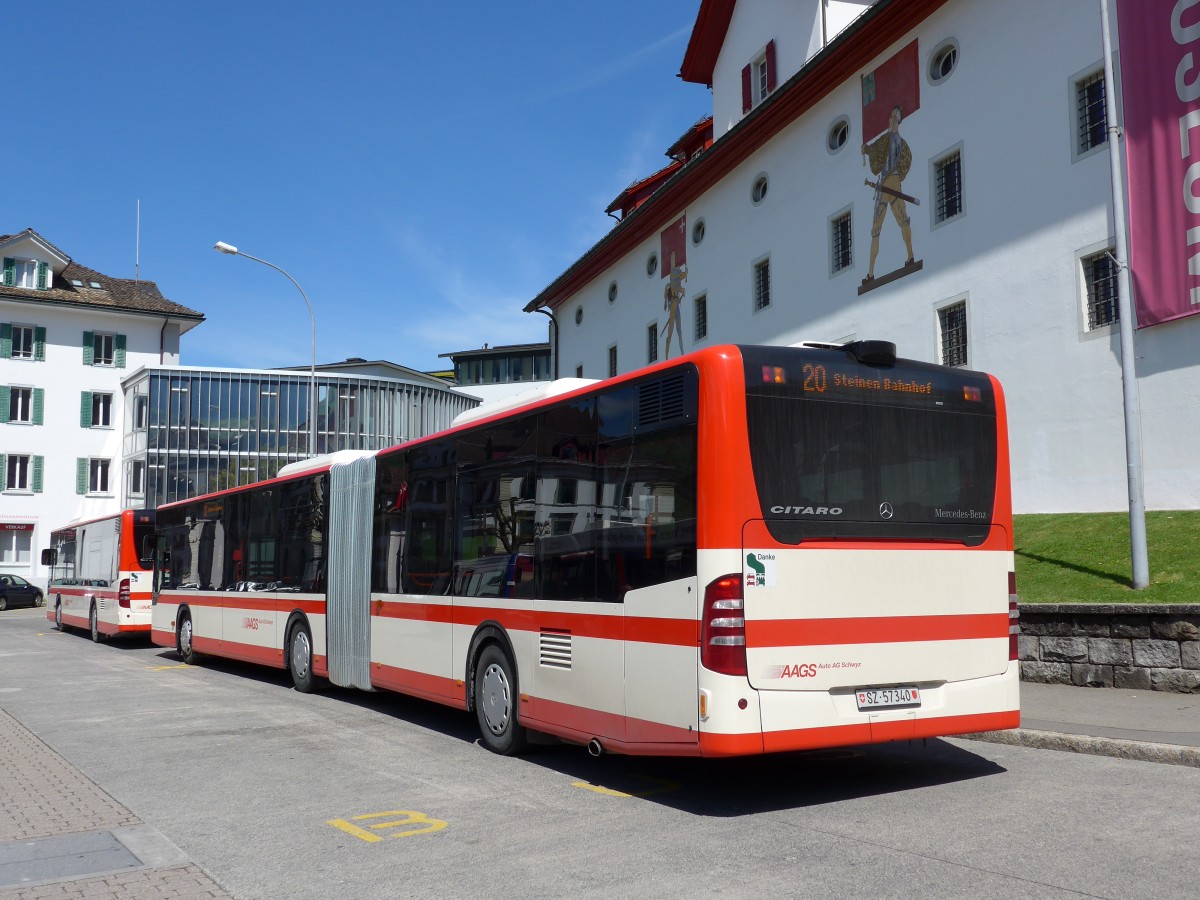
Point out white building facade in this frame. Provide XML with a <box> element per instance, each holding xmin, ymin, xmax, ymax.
<box><xmin>0</xmin><ymin>230</ymin><xmax>204</xmax><ymax>586</ymax></box>
<box><xmin>526</xmin><ymin>0</ymin><xmax>1200</xmax><ymax>514</ymax></box>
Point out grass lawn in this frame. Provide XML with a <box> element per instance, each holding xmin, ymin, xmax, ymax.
<box><xmin>1014</xmin><ymin>510</ymin><xmax>1200</xmax><ymax>604</ymax></box>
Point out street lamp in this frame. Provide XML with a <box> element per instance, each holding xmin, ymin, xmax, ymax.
<box><xmin>213</xmin><ymin>242</ymin><xmax>318</xmax><ymax>456</ymax></box>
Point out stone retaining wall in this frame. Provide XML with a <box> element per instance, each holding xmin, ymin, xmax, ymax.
<box><xmin>1018</xmin><ymin>604</ymin><xmax>1200</xmax><ymax>692</ymax></box>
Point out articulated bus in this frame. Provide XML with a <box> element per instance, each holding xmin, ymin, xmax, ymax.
<box><xmin>150</xmin><ymin>342</ymin><xmax>1019</xmax><ymax>757</ymax></box>
<box><xmin>44</xmin><ymin>509</ymin><xmax>156</xmax><ymax>641</ymax></box>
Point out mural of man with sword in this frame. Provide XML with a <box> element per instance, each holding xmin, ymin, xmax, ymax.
<box><xmin>861</xmin><ymin>104</ymin><xmax>917</xmax><ymax>283</ymax></box>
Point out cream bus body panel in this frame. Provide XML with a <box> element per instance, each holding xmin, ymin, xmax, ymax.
<box><xmin>623</xmin><ymin>579</ymin><xmax>700</xmax><ymax>739</ymax></box>
<box><xmin>371</xmin><ymin>594</ymin><xmax>455</xmax><ymax>692</ymax></box>
<box><xmin>742</xmin><ymin>548</ymin><xmax>1013</xmax><ymax>691</ymax></box>
<box><xmin>526</xmin><ymin>599</ymin><xmax>625</xmax><ymax>739</ymax></box>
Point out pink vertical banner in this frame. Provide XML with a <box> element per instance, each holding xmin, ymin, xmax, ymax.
<box><xmin>1118</xmin><ymin>0</ymin><xmax>1200</xmax><ymax>327</ymax></box>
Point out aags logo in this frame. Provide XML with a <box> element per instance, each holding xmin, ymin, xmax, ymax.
<box><xmin>764</xmin><ymin>663</ymin><xmax>818</xmax><ymax>679</ymax></box>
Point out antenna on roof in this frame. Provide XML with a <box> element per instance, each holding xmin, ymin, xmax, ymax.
<box><xmin>134</xmin><ymin>199</ymin><xmax>141</xmax><ymax>284</ymax></box>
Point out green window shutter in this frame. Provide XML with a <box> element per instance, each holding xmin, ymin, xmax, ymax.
<box><xmin>0</xmin><ymin>323</ymin><xmax>11</xmax><ymax>359</ymax></box>
<box><xmin>114</xmin><ymin>333</ymin><xmax>127</xmax><ymax>368</ymax></box>
<box><xmin>36</xmin><ymin>262</ymin><xmax>47</xmax><ymax>290</ymax></box>
<box><xmin>2</xmin><ymin>258</ymin><xmax>13</xmax><ymax>287</ymax></box>
<box><xmin>32</xmin><ymin>388</ymin><xmax>44</xmax><ymax>425</ymax></box>
<box><xmin>76</xmin><ymin>458</ymin><xmax>88</xmax><ymax>494</ymax></box>
<box><xmin>0</xmin><ymin>455</ymin><xmax>6</xmax><ymax>489</ymax></box>
<box><xmin>32</xmin><ymin>456</ymin><xmax>43</xmax><ymax>493</ymax></box>
<box><xmin>33</xmin><ymin>326</ymin><xmax>45</xmax><ymax>361</ymax></box>
<box><xmin>82</xmin><ymin>331</ymin><xmax>94</xmax><ymax>366</ymax></box>
<box><xmin>0</xmin><ymin>386</ymin><xmax>9</xmax><ymax>424</ymax></box>
<box><xmin>80</xmin><ymin>391</ymin><xmax>93</xmax><ymax>428</ymax></box>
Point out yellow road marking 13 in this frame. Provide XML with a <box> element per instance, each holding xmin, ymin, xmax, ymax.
<box><xmin>326</xmin><ymin>810</ymin><xmax>448</xmax><ymax>843</ymax></box>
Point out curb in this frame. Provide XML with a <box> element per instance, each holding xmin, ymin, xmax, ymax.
<box><xmin>958</xmin><ymin>729</ymin><xmax>1200</xmax><ymax>769</ymax></box>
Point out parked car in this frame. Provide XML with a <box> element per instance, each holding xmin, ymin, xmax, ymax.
<box><xmin>0</xmin><ymin>575</ymin><xmax>44</xmax><ymax>610</ymax></box>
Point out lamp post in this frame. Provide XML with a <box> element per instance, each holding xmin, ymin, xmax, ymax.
<box><xmin>213</xmin><ymin>242</ymin><xmax>318</xmax><ymax>456</ymax></box>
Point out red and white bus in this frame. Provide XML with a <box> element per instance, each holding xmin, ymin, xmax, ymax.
<box><xmin>44</xmin><ymin>509</ymin><xmax>156</xmax><ymax>641</ymax></box>
<box><xmin>151</xmin><ymin>342</ymin><xmax>1019</xmax><ymax>757</ymax></box>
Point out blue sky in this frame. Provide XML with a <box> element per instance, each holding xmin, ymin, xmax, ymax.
<box><xmin>10</xmin><ymin>1</ymin><xmax>704</xmax><ymax>372</ymax></box>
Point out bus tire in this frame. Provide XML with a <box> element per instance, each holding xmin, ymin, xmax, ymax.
<box><xmin>288</xmin><ymin>621</ymin><xmax>319</xmax><ymax>693</ymax></box>
<box><xmin>474</xmin><ymin>643</ymin><xmax>528</xmax><ymax>756</ymax></box>
<box><xmin>177</xmin><ymin>612</ymin><xmax>198</xmax><ymax>665</ymax></box>
<box><xmin>89</xmin><ymin>604</ymin><xmax>102</xmax><ymax>643</ymax></box>
<box><xmin>54</xmin><ymin>599</ymin><xmax>64</xmax><ymax>631</ymax></box>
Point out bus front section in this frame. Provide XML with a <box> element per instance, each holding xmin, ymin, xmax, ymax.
<box><xmin>696</xmin><ymin>343</ymin><xmax>1019</xmax><ymax>757</ymax></box>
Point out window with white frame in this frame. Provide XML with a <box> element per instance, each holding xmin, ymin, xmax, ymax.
<box><xmin>2</xmin><ymin>259</ymin><xmax>47</xmax><ymax>290</ymax></box>
<box><xmin>938</xmin><ymin>301</ymin><xmax>968</xmax><ymax>368</ymax></box>
<box><xmin>5</xmin><ymin>455</ymin><xmax>31</xmax><ymax>491</ymax></box>
<box><xmin>608</xmin><ymin>345</ymin><xmax>618</xmax><ymax>378</ymax></box>
<box><xmin>92</xmin><ymin>332</ymin><xmax>114</xmax><ymax>366</ymax></box>
<box><xmin>10</xmin><ymin>325</ymin><xmax>34</xmax><ymax>359</ymax></box>
<box><xmin>1075</xmin><ymin>70</ymin><xmax>1107</xmax><ymax>155</ymax></box>
<box><xmin>694</xmin><ymin>293</ymin><xmax>707</xmax><ymax>341</ymax></box>
<box><xmin>831</xmin><ymin>211</ymin><xmax>853</xmax><ymax>273</ymax></box>
<box><xmin>7</xmin><ymin>387</ymin><xmax>32</xmax><ymax>424</ymax></box>
<box><xmin>647</xmin><ymin>323</ymin><xmax>658</xmax><ymax>363</ymax></box>
<box><xmin>91</xmin><ymin>392</ymin><xmax>113</xmax><ymax>428</ymax></box>
<box><xmin>0</xmin><ymin>528</ymin><xmax>32</xmax><ymax>564</ymax></box>
<box><xmin>89</xmin><ymin>458</ymin><xmax>111</xmax><ymax>494</ymax></box>
<box><xmin>753</xmin><ymin>257</ymin><xmax>771</xmax><ymax>310</ymax></box>
<box><xmin>934</xmin><ymin>150</ymin><xmax>963</xmax><ymax>223</ymax></box>
<box><xmin>1083</xmin><ymin>249</ymin><xmax>1119</xmax><ymax>329</ymax></box>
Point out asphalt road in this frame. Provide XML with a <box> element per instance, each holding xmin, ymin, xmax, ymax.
<box><xmin>2</xmin><ymin>606</ymin><xmax>1197</xmax><ymax>899</ymax></box>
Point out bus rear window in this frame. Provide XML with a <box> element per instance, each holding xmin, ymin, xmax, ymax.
<box><xmin>742</xmin><ymin>349</ymin><xmax>998</xmax><ymax>545</ymax></box>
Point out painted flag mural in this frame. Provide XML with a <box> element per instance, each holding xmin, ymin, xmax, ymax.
<box><xmin>861</xmin><ymin>40</ymin><xmax>920</xmax><ymax>140</ymax></box>
<box><xmin>1117</xmin><ymin>0</ymin><xmax>1200</xmax><ymax>327</ymax></box>
<box><xmin>660</xmin><ymin>215</ymin><xmax>687</xmax><ymax>276</ymax></box>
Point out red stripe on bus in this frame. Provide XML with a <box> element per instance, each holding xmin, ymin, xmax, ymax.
<box><xmin>370</xmin><ymin>663</ymin><xmax>467</xmax><ymax>709</ymax></box>
<box><xmin>745</xmin><ymin>613</ymin><xmax>1009</xmax><ymax>646</ymax></box>
<box><xmin>164</xmin><ymin>593</ymin><xmax>326</xmax><ymax>616</ymax></box>
<box><xmin>699</xmin><ymin>709</ymin><xmax>1020</xmax><ymax>757</ymax></box>
<box><xmin>191</xmin><ymin>635</ymin><xmax>285</xmax><ymax>668</ymax></box>
<box><xmin>372</xmin><ymin>600</ymin><xmax>697</xmax><ymax>646</ymax></box>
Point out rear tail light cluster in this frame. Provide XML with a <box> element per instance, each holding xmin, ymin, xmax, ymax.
<box><xmin>702</xmin><ymin>574</ymin><xmax>747</xmax><ymax>676</ymax></box>
<box><xmin>118</xmin><ymin>578</ymin><xmax>131</xmax><ymax>609</ymax></box>
<box><xmin>1008</xmin><ymin>571</ymin><xmax>1020</xmax><ymax>661</ymax></box>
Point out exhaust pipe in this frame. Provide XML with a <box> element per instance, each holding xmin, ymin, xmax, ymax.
<box><xmin>587</xmin><ymin>738</ymin><xmax>604</xmax><ymax>757</ymax></box>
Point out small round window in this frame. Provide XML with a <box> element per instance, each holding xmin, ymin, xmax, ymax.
<box><xmin>646</xmin><ymin>252</ymin><xmax>658</xmax><ymax>277</ymax></box>
<box><xmin>827</xmin><ymin>117</ymin><xmax>849</xmax><ymax>153</ymax></box>
<box><xmin>752</xmin><ymin>174</ymin><xmax>769</xmax><ymax>204</ymax></box>
<box><xmin>929</xmin><ymin>40</ymin><xmax>959</xmax><ymax>83</ymax></box>
<box><xmin>692</xmin><ymin>218</ymin><xmax>706</xmax><ymax>245</ymax></box>
<box><xmin>607</xmin><ymin>280</ymin><xmax>618</xmax><ymax>304</ymax></box>
<box><xmin>575</xmin><ymin>306</ymin><xmax>583</xmax><ymax>325</ymax></box>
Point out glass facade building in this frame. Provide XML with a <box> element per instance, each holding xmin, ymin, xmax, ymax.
<box><xmin>121</xmin><ymin>365</ymin><xmax>478</xmax><ymax>508</ymax></box>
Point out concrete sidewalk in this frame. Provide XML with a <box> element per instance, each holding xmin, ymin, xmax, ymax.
<box><xmin>961</xmin><ymin>681</ymin><xmax>1200</xmax><ymax>768</ymax></box>
<box><xmin>0</xmin><ymin>706</ymin><xmax>230</xmax><ymax>899</ymax></box>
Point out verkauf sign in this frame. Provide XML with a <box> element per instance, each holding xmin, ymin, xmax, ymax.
<box><xmin>2</xmin><ymin>523</ymin><xmax>35</xmax><ymax>531</ymax></box>
<box><xmin>1119</xmin><ymin>0</ymin><xmax>1200</xmax><ymax>327</ymax></box>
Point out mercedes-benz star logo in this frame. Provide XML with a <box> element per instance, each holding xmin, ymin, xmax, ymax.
<box><xmin>879</xmin><ymin>502</ymin><xmax>895</xmax><ymax>520</ymax></box>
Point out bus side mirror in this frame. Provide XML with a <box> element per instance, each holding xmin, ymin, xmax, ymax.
<box><xmin>40</xmin><ymin>549</ymin><xmax>57</xmax><ymax>566</ymax></box>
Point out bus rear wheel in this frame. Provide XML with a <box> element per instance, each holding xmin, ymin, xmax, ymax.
<box><xmin>288</xmin><ymin>622</ymin><xmax>319</xmax><ymax>693</ymax></box>
<box><xmin>474</xmin><ymin>644</ymin><xmax>528</xmax><ymax>756</ymax></box>
<box><xmin>89</xmin><ymin>604</ymin><xmax>102</xmax><ymax>643</ymax></box>
<box><xmin>177</xmin><ymin>613</ymin><xmax>198</xmax><ymax>664</ymax></box>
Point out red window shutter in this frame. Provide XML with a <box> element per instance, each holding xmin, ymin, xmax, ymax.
<box><xmin>766</xmin><ymin>40</ymin><xmax>777</xmax><ymax>92</ymax></box>
<box><xmin>741</xmin><ymin>64</ymin><xmax>752</xmax><ymax>113</ymax></box>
